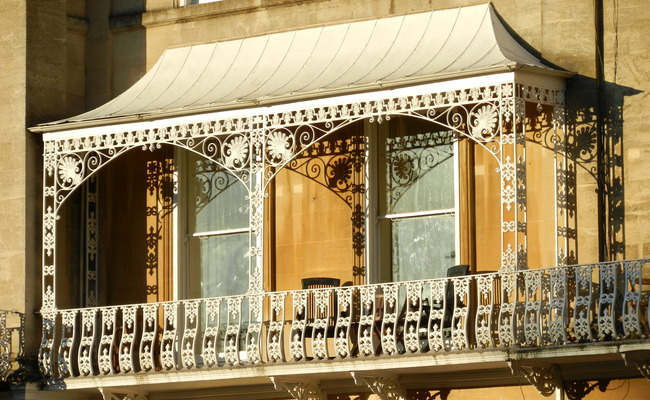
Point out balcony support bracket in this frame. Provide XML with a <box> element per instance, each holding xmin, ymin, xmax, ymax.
<box><xmin>508</xmin><ymin>361</ymin><xmax>561</xmax><ymax>397</ymax></box>
<box><xmin>271</xmin><ymin>377</ymin><xmax>325</xmax><ymax>400</ymax></box>
<box><xmin>622</xmin><ymin>351</ymin><xmax>650</xmax><ymax>381</ymax></box>
<box><xmin>563</xmin><ymin>380</ymin><xmax>610</xmax><ymax>400</ymax></box>
<box><xmin>98</xmin><ymin>388</ymin><xmax>149</xmax><ymax>400</ymax></box>
<box><xmin>351</xmin><ymin>372</ymin><xmax>405</xmax><ymax>400</ymax></box>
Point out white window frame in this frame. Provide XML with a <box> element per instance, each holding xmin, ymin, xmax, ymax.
<box><xmin>366</xmin><ymin>120</ymin><xmax>460</xmax><ymax>284</ymax></box>
<box><xmin>174</xmin><ymin>148</ymin><xmax>251</xmax><ymax>300</ymax></box>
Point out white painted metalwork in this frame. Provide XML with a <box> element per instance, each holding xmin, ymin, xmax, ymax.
<box><xmin>83</xmin><ymin>176</ymin><xmax>98</xmax><ymax>307</ymax></box>
<box><xmin>39</xmin><ymin>260</ymin><xmax>650</xmax><ymax>380</ymax></box>
<box><xmin>352</xmin><ymin>373</ymin><xmax>405</xmax><ymax>400</ymax></box>
<box><xmin>99</xmin><ymin>388</ymin><xmax>148</xmax><ymax>400</ymax></box>
<box><xmin>272</xmin><ymin>378</ymin><xmax>325</xmax><ymax>400</ymax></box>
<box><xmin>0</xmin><ymin>311</ymin><xmax>24</xmax><ymax>382</ymax></box>
<box><xmin>38</xmin><ymin>74</ymin><xmax>566</xmax><ymax>376</ymax></box>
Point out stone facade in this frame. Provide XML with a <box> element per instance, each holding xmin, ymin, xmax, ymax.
<box><xmin>1</xmin><ymin>0</ymin><xmax>650</xmax><ymax>399</ymax></box>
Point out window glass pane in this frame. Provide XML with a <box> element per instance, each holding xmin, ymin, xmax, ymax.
<box><xmin>190</xmin><ymin>233</ymin><xmax>249</xmax><ymax>298</ymax></box>
<box><xmin>384</xmin><ymin>132</ymin><xmax>454</xmax><ymax>215</ymax></box>
<box><xmin>390</xmin><ymin>214</ymin><xmax>455</xmax><ymax>281</ymax></box>
<box><xmin>188</xmin><ymin>157</ymin><xmax>249</xmax><ymax>232</ymax></box>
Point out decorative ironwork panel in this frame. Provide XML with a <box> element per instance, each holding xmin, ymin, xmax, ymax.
<box><xmin>498</xmin><ymin>272</ymin><xmax>518</xmax><ymax>347</ymax></box>
<box><xmin>202</xmin><ymin>298</ymin><xmax>222</xmax><ymax>368</ymax></box>
<box><xmin>245</xmin><ymin>295</ymin><xmax>263</xmax><ymax>364</ymax></box>
<box><xmin>334</xmin><ymin>287</ymin><xmax>353</xmax><ymax>358</ymax></box>
<box><xmin>573</xmin><ymin>265</ymin><xmax>595</xmax><ymax>342</ymax></box>
<box><xmin>548</xmin><ymin>267</ymin><xmax>568</xmax><ymax>344</ymax></box>
<box><xmin>224</xmin><ymin>296</ymin><xmax>243</xmax><ymax>366</ymax></box>
<box><xmin>426</xmin><ymin>279</ymin><xmax>446</xmax><ymax>352</ymax></box>
<box><xmin>97</xmin><ymin>307</ymin><xmax>117</xmax><ymax>375</ymax></box>
<box><xmin>357</xmin><ymin>285</ymin><xmax>378</xmax><ymax>357</ymax></box>
<box><xmin>380</xmin><ymin>284</ymin><xmax>400</xmax><ymax>355</ymax></box>
<box><xmin>597</xmin><ymin>263</ymin><xmax>618</xmax><ymax>339</ymax></box>
<box><xmin>78</xmin><ymin>308</ymin><xmax>97</xmax><ymax>376</ymax></box>
<box><xmin>139</xmin><ymin>304</ymin><xmax>158</xmax><ymax>372</ymax></box>
<box><xmin>39</xmin><ymin>315</ymin><xmax>56</xmax><ymax>377</ymax></box>
<box><xmin>475</xmin><ymin>274</ymin><xmax>495</xmax><ymax>348</ymax></box>
<box><xmin>450</xmin><ymin>277</ymin><xmax>471</xmax><ymax>350</ymax></box>
<box><xmin>84</xmin><ymin>176</ymin><xmax>99</xmax><ymax>307</ymax></box>
<box><xmin>403</xmin><ymin>281</ymin><xmax>424</xmax><ymax>353</ymax></box>
<box><xmin>180</xmin><ymin>300</ymin><xmax>200</xmax><ymax>369</ymax></box>
<box><xmin>523</xmin><ymin>270</ymin><xmax>542</xmax><ymax>346</ymax></box>
<box><xmin>289</xmin><ymin>291</ymin><xmax>308</xmax><ymax>361</ymax></box>
<box><xmin>622</xmin><ymin>260</ymin><xmax>643</xmax><ymax>338</ymax></box>
<box><xmin>160</xmin><ymin>302</ymin><xmax>179</xmax><ymax>370</ymax></box>
<box><xmin>310</xmin><ymin>289</ymin><xmax>332</xmax><ymax>360</ymax></box>
<box><xmin>0</xmin><ymin>311</ymin><xmax>25</xmax><ymax>383</ymax></box>
<box><xmin>119</xmin><ymin>306</ymin><xmax>138</xmax><ymax>373</ymax></box>
<box><xmin>267</xmin><ymin>293</ymin><xmax>286</xmax><ymax>363</ymax></box>
<box><xmin>57</xmin><ymin>310</ymin><xmax>77</xmax><ymax>378</ymax></box>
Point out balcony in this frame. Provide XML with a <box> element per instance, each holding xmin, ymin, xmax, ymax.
<box><xmin>0</xmin><ymin>310</ymin><xmax>26</xmax><ymax>388</ymax></box>
<box><xmin>43</xmin><ymin>260</ymin><xmax>650</xmax><ymax>395</ymax></box>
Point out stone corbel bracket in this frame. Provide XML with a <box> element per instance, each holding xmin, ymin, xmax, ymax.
<box><xmin>508</xmin><ymin>361</ymin><xmax>561</xmax><ymax>397</ymax></box>
<box><xmin>622</xmin><ymin>350</ymin><xmax>650</xmax><ymax>381</ymax></box>
<box><xmin>271</xmin><ymin>377</ymin><xmax>325</xmax><ymax>400</ymax></box>
<box><xmin>98</xmin><ymin>388</ymin><xmax>149</xmax><ymax>400</ymax></box>
<box><xmin>351</xmin><ymin>372</ymin><xmax>405</xmax><ymax>400</ymax></box>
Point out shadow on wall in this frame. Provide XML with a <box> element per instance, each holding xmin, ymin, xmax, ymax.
<box><xmin>568</xmin><ymin>77</ymin><xmax>641</xmax><ymax>262</ymax></box>
<box><xmin>531</xmin><ymin>76</ymin><xmax>641</xmax><ymax>263</ymax></box>
<box><xmin>524</xmin><ymin>76</ymin><xmax>641</xmax><ymax>264</ymax></box>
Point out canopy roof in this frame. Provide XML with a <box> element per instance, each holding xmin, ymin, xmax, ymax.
<box><xmin>37</xmin><ymin>3</ymin><xmax>565</xmax><ymax>132</ymax></box>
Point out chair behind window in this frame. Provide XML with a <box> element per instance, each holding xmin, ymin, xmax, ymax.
<box><xmin>301</xmin><ymin>277</ymin><xmax>340</xmax><ymax>331</ymax></box>
<box><xmin>447</xmin><ymin>264</ymin><xmax>470</xmax><ymax>278</ymax></box>
<box><xmin>444</xmin><ymin>264</ymin><xmax>470</xmax><ymax>324</ymax></box>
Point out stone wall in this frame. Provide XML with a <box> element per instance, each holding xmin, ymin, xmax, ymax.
<box><xmin>1</xmin><ymin>0</ymin><xmax>649</xmax><ymax>366</ymax></box>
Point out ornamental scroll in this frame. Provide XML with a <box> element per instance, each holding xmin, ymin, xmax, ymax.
<box><xmin>39</xmin><ymin>80</ymin><xmax>566</xmax><ymax>377</ymax></box>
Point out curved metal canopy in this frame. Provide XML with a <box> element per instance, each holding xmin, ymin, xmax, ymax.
<box><xmin>38</xmin><ymin>3</ymin><xmax>563</xmax><ymax>131</ymax></box>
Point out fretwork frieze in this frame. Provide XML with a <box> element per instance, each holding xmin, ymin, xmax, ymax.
<box><xmin>39</xmin><ymin>80</ymin><xmax>566</xmax><ymax>378</ymax></box>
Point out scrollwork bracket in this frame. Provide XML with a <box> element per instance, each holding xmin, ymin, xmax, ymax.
<box><xmin>563</xmin><ymin>380</ymin><xmax>610</xmax><ymax>400</ymax></box>
<box><xmin>351</xmin><ymin>372</ymin><xmax>405</xmax><ymax>400</ymax></box>
<box><xmin>508</xmin><ymin>361</ymin><xmax>561</xmax><ymax>397</ymax></box>
<box><xmin>271</xmin><ymin>377</ymin><xmax>325</xmax><ymax>400</ymax></box>
<box><xmin>99</xmin><ymin>388</ymin><xmax>149</xmax><ymax>400</ymax></box>
<box><xmin>622</xmin><ymin>351</ymin><xmax>650</xmax><ymax>381</ymax></box>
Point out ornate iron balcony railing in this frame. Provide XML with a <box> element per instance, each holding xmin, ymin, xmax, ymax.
<box><xmin>0</xmin><ymin>310</ymin><xmax>25</xmax><ymax>383</ymax></box>
<box><xmin>44</xmin><ymin>259</ymin><xmax>650</xmax><ymax>379</ymax></box>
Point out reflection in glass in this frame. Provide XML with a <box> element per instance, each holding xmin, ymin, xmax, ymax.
<box><xmin>189</xmin><ymin>233</ymin><xmax>249</xmax><ymax>299</ymax></box>
<box><xmin>390</xmin><ymin>214</ymin><xmax>455</xmax><ymax>281</ymax></box>
<box><xmin>186</xmin><ymin>155</ymin><xmax>250</xmax><ymax>299</ymax></box>
<box><xmin>379</xmin><ymin>118</ymin><xmax>457</xmax><ymax>282</ymax></box>
<box><xmin>382</xmin><ymin>131</ymin><xmax>455</xmax><ymax>215</ymax></box>
<box><xmin>189</xmin><ymin>158</ymin><xmax>249</xmax><ymax>233</ymax></box>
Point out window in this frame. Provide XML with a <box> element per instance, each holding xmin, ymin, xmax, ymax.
<box><xmin>266</xmin><ymin>118</ymin><xmax>460</xmax><ymax>289</ymax></box>
<box><xmin>376</xmin><ymin>118</ymin><xmax>459</xmax><ymax>282</ymax></box>
<box><xmin>183</xmin><ymin>152</ymin><xmax>250</xmax><ymax>299</ymax></box>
